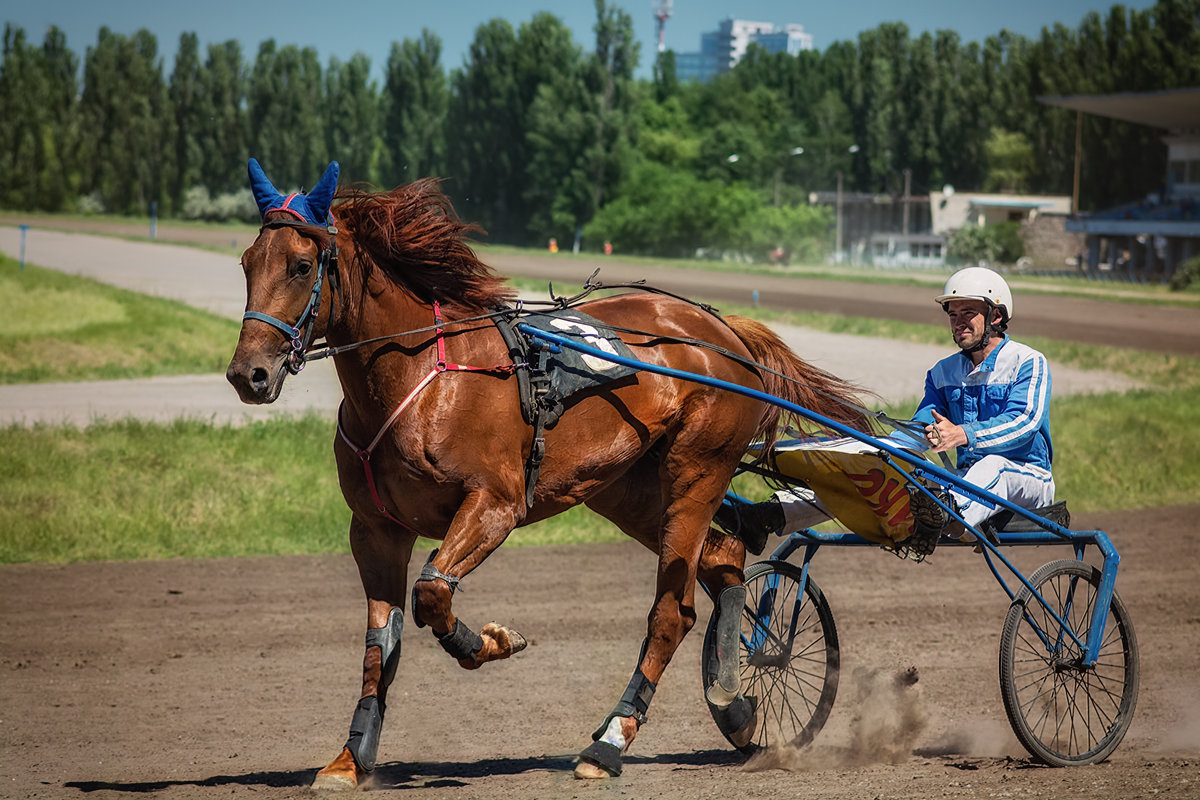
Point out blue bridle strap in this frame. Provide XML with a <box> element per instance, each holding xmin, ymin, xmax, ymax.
<box><xmin>241</xmin><ymin>220</ymin><xmax>338</xmax><ymax>373</ymax></box>
<box><xmin>242</xmin><ymin>310</ymin><xmax>303</xmax><ymax>347</ymax></box>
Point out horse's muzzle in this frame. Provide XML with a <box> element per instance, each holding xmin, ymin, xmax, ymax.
<box><xmin>226</xmin><ymin>353</ymin><xmax>288</xmax><ymax>404</ymax></box>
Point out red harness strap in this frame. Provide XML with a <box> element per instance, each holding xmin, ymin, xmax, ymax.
<box><xmin>336</xmin><ymin>302</ymin><xmax>516</xmax><ymax>532</ymax></box>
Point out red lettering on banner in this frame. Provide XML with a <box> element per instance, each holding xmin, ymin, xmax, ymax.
<box><xmin>847</xmin><ymin>469</ymin><xmax>884</xmax><ymax>496</ymax></box>
<box><xmin>848</xmin><ymin>468</ymin><xmax>913</xmax><ymax>528</ymax></box>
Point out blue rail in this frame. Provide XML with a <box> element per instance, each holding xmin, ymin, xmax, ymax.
<box><xmin>518</xmin><ymin>323</ymin><xmax>1119</xmax><ymax>665</ymax></box>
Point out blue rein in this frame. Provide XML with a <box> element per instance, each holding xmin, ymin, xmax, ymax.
<box><xmin>242</xmin><ymin>220</ymin><xmax>339</xmax><ymax>374</ymax></box>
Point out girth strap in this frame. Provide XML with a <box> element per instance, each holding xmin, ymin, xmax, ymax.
<box><xmin>491</xmin><ymin>311</ymin><xmax>554</xmax><ymax>508</ymax></box>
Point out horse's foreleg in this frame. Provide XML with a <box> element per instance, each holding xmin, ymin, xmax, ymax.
<box><xmin>410</xmin><ymin>491</ymin><xmax>527</xmax><ymax>670</ymax></box>
<box><xmin>313</xmin><ymin>517</ymin><xmax>415</xmax><ymax>791</ymax></box>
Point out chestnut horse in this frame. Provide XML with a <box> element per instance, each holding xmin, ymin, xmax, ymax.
<box><xmin>226</xmin><ymin>159</ymin><xmax>870</xmax><ymax>788</ymax></box>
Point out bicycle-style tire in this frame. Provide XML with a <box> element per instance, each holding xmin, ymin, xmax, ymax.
<box><xmin>998</xmin><ymin>559</ymin><xmax>1139</xmax><ymax>766</ymax></box>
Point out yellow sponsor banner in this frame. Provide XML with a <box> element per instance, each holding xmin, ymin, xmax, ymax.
<box><xmin>769</xmin><ymin>437</ymin><xmax>930</xmax><ymax>546</ymax></box>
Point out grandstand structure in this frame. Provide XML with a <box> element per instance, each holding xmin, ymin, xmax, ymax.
<box><xmin>1040</xmin><ymin>87</ymin><xmax>1200</xmax><ymax>282</ymax></box>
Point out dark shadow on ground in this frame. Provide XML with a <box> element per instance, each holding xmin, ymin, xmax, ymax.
<box><xmin>64</xmin><ymin>750</ymin><xmax>745</xmax><ymax>793</ymax></box>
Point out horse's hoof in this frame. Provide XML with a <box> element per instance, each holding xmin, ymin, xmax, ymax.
<box><xmin>312</xmin><ymin>749</ymin><xmax>362</xmax><ymax>792</ymax></box>
<box><xmin>573</xmin><ymin>759</ymin><xmax>614</xmax><ymax>780</ymax></box>
<box><xmin>574</xmin><ymin>739</ymin><xmax>623</xmax><ymax>778</ymax></box>
<box><xmin>480</xmin><ymin>623</ymin><xmax>528</xmax><ymax>658</ymax></box>
<box><xmin>711</xmin><ymin>694</ymin><xmax>758</xmax><ymax>750</ymax></box>
<box><xmin>311</xmin><ymin>771</ymin><xmax>358</xmax><ymax>792</ymax></box>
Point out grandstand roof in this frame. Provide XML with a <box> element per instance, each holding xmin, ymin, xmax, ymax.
<box><xmin>1038</xmin><ymin>87</ymin><xmax>1200</xmax><ymax>131</ymax></box>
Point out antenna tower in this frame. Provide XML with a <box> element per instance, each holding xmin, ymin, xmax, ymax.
<box><xmin>653</xmin><ymin>0</ymin><xmax>673</xmax><ymax>52</ymax></box>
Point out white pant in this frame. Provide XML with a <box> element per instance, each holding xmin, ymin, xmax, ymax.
<box><xmin>772</xmin><ymin>486</ymin><xmax>834</xmax><ymax>532</ymax></box>
<box><xmin>773</xmin><ymin>453</ymin><xmax>1054</xmax><ymax>534</ymax></box>
<box><xmin>951</xmin><ymin>454</ymin><xmax>1055</xmax><ymax>529</ymax></box>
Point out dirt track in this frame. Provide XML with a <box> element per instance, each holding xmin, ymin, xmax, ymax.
<box><xmin>3</xmin><ymin>504</ymin><xmax>1198</xmax><ymax>799</ymax></box>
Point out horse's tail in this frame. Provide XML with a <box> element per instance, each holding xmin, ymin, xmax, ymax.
<box><xmin>724</xmin><ymin>315</ymin><xmax>877</xmax><ymax>455</ymax></box>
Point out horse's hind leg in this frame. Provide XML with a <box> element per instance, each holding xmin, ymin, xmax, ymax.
<box><xmin>409</xmin><ymin>489</ymin><xmax>528</xmax><ymax>669</ymax></box>
<box><xmin>577</xmin><ymin>443</ymin><xmax>746</xmax><ymax>778</ymax></box>
<box><xmin>312</xmin><ymin>516</ymin><xmax>416</xmax><ymax>791</ymax></box>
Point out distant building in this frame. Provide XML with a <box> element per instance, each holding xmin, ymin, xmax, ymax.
<box><xmin>931</xmin><ymin>191</ymin><xmax>1072</xmax><ymax>235</ymax></box>
<box><xmin>675</xmin><ymin>18</ymin><xmax>813</xmax><ymax>83</ymax></box>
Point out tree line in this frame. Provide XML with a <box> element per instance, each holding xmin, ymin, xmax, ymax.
<box><xmin>2</xmin><ymin>0</ymin><xmax>1197</xmax><ymax>259</ymax></box>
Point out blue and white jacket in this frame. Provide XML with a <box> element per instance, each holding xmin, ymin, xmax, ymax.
<box><xmin>912</xmin><ymin>336</ymin><xmax>1053</xmax><ymax>472</ymax></box>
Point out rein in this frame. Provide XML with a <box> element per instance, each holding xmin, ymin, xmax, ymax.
<box><xmin>242</xmin><ymin>218</ymin><xmax>340</xmax><ymax>374</ymax></box>
<box><xmin>300</xmin><ymin>268</ymin><xmax>916</xmax><ymax>442</ymax></box>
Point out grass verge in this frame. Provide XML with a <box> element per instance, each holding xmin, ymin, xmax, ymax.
<box><xmin>2</xmin><ymin>383</ymin><xmax>1197</xmax><ymax>563</ymax></box>
<box><xmin>3</xmin><ymin>261</ymin><xmax>1197</xmax><ymax>563</ymax></box>
<box><xmin>0</xmin><ymin>256</ymin><xmax>239</xmax><ymax>384</ymax></box>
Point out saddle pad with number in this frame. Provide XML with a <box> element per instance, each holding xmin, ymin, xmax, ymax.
<box><xmin>518</xmin><ymin>310</ymin><xmax>638</xmax><ymax>414</ymax></box>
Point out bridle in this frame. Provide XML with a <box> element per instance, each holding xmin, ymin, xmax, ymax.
<box><xmin>242</xmin><ymin>218</ymin><xmax>340</xmax><ymax>374</ymax></box>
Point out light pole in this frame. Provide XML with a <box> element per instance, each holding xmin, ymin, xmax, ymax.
<box><xmin>773</xmin><ymin>146</ymin><xmax>804</xmax><ymax>207</ymax></box>
<box><xmin>835</xmin><ymin>144</ymin><xmax>860</xmax><ymax>263</ymax></box>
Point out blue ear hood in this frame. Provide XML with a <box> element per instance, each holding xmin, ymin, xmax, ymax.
<box><xmin>247</xmin><ymin>158</ymin><xmax>340</xmax><ymax>225</ymax></box>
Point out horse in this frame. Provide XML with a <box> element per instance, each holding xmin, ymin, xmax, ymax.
<box><xmin>226</xmin><ymin>159</ymin><xmax>871</xmax><ymax>788</ymax></box>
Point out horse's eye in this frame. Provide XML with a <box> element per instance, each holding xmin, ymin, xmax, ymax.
<box><xmin>295</xmin><ymin>260</ymin><xmax>313</xmax><ymax>277</ymax></box>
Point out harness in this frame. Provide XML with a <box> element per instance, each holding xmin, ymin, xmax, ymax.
<box><xmin>334</xmin><ymin>302</ymin><xmax>519</xmax><ymax>533</ymax></box>
<box><xmin>242</xmin><ymin>248</ymin><xmax>929</xmax><ymax>531</ymax></box>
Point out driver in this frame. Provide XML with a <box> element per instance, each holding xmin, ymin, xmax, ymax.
<box><xmin>716</xmin><ymin>267</ymin><xmax>1055</xmax><ymax>556</ymax></box>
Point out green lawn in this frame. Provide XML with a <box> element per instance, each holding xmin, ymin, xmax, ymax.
<box><xmin>0</xmin><ymin>255</ymin><xmax>239</xmax><ymax>384</ymax></box>
<box><xmin>2</xmin><ymin>385</ymin><xmax>1196</xmax><ymax>563</ymax></box>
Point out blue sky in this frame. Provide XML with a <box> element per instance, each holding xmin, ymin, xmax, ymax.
<box><xmin>6</xmin><ymin>0</ymin><xmax>1155</xmax><ymax>80</ymax></box>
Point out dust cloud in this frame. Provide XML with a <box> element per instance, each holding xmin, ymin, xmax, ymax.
<box><xmin>745</xmin><ymin>665</ymin><xmax>928</xmax><ymax>772</ymax></box>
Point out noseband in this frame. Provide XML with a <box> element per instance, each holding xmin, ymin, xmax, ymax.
<box><xmin>243</xmin><ymin>218</ymin><xmax>340</xmax><ymax>374</ymax></box>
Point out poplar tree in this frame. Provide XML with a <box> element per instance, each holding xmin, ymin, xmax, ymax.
<box><xmin>324</xmin><ymin>52</ymin><xmax>380</xmax><ymax>186</ymax></box>
<box><xmin>445</xmin><ymin>19</ymin><xmax>523</xmax><ymax>239</ymax></box>
<box><xmin>168</xmin><ymin>32</ymin><xmax>204</xmax><ymax>213</ymax></box>
<box><xmin>247</xmin><ymin>41</ymin><xmax>324</xmax><ymax>189</ymax></box>
<box><xmin>381</xmin><ymin>29</ymin><xmax>448</xmax><ymax>187</ymax></box>
<box><xmin>78</xmin><ymin>27</ymin><xmax>167</xmax><ymax>214</ymax></box>
<box><xmin>199</xmin><ymin>41</ymin><xmax>247</xmax><ymax>194</ymax></box>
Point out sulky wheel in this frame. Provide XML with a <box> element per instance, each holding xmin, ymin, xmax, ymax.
<box><xmin>701</xmin><ymin>559</ymin><xmax>840</xmax><ymax>754</ymax></box>
<box><xmin>999</xmin><ymin>558</ymin><xmax>1139</xmax><ymax>766</ymax></box>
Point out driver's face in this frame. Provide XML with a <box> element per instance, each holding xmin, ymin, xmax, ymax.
<box><xmin>945</xmin><ymin>298</ymin><xmax>995</xmax><ymax>351</ymax></box>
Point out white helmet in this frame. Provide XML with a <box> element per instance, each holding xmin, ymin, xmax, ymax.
<box><xmin>935</xmin><ymin>267</ymin><xmax>1013</xmax><ymax>323</ymax></box>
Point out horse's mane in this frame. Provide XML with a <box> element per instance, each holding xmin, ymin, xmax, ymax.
<box><xmin>334</xmin><ymin>179</ymin><xmax>514</xmax><ymax>314</ymax></box>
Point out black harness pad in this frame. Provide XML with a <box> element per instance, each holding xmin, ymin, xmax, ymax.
<box><xmin>518</xmin><ymin>310</ymin><xmax>637</xmax><ymax>423</ymax></box>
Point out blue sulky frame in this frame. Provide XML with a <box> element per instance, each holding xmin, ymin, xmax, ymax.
<box><xmin>520</xmin><ymin>324</ymin><xmax>1119</xmax><ymax>665</ymax></box>
<box><xmin>521</xmin><ymin>324</ymin><xmax>1138</xmax><ymax>766</ymax></box>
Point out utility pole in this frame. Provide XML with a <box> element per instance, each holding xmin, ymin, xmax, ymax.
<box><xmin>654</xmin><ymin>0</ymin><xmax>673</xmax><ymax>52</ymax></box>
<box><xmin>1072</xmin><ymin>110</ymin><xmax>1082</xmax><ymax>216</ymax></box>
<box><xmin>836</xmin><ymin>170</ymin><xmax>844</xmax><ymax>262</ymax></box>
<box><xmin>902</xmin><ymin>168</ymin><xmax>912</xmax><ymax>235</ymax></box>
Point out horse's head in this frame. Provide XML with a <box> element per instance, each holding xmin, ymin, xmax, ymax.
<box><xmin>226</xmin><ymin>158</ymin><xmax>340</xmax><ymax>404</ymax></box>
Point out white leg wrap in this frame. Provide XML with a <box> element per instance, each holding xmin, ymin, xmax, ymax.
<box><xmin>598</xmin><ymin>717</ymin><xmax>627</xmax><ymax>751</ymax></box>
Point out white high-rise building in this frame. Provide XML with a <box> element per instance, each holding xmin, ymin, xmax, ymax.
<box><xmin>675</xmin><ymin>17</ymin><xmax>814</xmax><ymax>83</ymax></box>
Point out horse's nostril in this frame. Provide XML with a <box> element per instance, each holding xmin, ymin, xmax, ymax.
<box><xmin>250</xmin><ymin>367</ymin><xmax>270</xmax><ymax>390</ymax></box>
